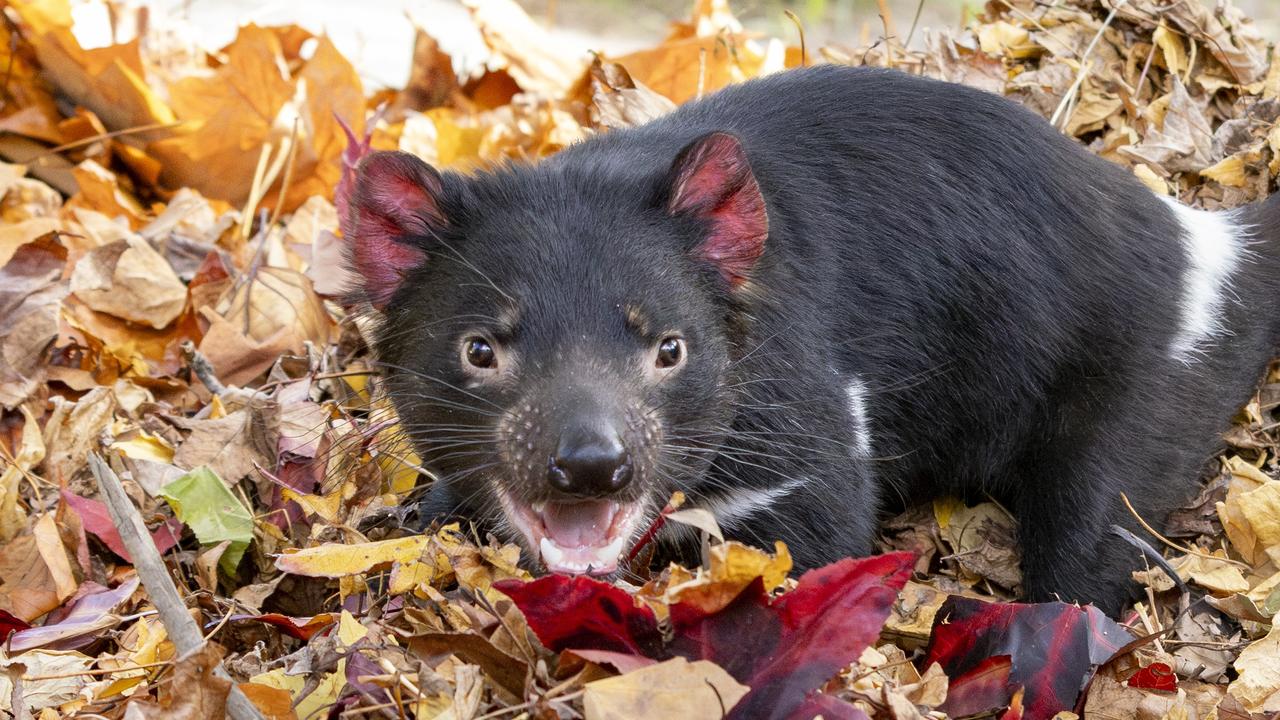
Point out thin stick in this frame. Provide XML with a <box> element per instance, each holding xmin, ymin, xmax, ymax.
<box><xmin>180</xmin><ymin>340</ymin><xmax>227</xmax><ymax>396</ymax></box>
<box><xmin>28</xmin><ymin>121</ymin><xmax>185</xmax><ymax>160</ymax></box>
<box><xmin>783</xmin><ymin>10</ymin><xmax>807</xmax><ymax>68</ymax></box>
<box><xmin>905</xmin><ymin>0</ymin><xmax>927</xmax><ymax>48</ymax></box>
<box><xmin>875</xmin><ymin>0</ymin><xmax>896</xmax><ymax>68</ymax></box>
<box><xmin>267</xmin><ymin>117</ymin><xmax>302</xmax><ymax>230</ymax></box>
<box><xmin>24</xmin><ymin>659</ymin><xmax>173</xmax><ymax>681</ymax></box>
<box><xmin>88</xmin><ymin>454</ymin><xmax>266</xmax><ymax>720</ymax></box>
<box><xmin>1051</xmin><ymin>0</ymin><xmax>1128</xmax><ymax>129</ymax></box>
<box><xmin>1119</xmin><ymin>492</ymin><xmax>1250</xmax><ymax>569</ymax></box>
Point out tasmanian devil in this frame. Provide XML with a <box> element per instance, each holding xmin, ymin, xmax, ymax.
<box><xmin>340</xmin><ymin>65</ymin><xmax>1280</xmax><ymax>611</ymax></box>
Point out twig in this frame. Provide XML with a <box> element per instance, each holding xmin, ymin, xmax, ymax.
<box><xmin>28</xmin><ymin>121</ymin><xmax>185</xmax><ymax>160</ymax></box>
<box><xmin>180</xmin><ymin>340</ymin><xmax>227</xmax><ymax>396</ymax></box>
<box><xmin>1118</xmin><ymin>492</ymin><xmax>1250</xmax><ymax>568</ymax></box>
<box><xmin>783</xmin><ymin>10</ymin><xmax>807</xmax><ymax>67</ymax></box>
<box><xmin>1051</xmin><ymin>0</ymin><xmax>1128</xmax><ymax>129</ymax></box>
<box><xmin>875</xmin><ymin>0</ymin><xmax>896</xmax><ymax>68</ymax></box>
<box><xmin>905</xmin><ymin>0</ymin><xmax>927</xmax><ymax>48</ymax></box>
<box><xmin>88</xmin><ymin>454</ymin><xmax>266</xmax><ymax>720</ymax></box>
<box><xmin>1109</xmin><ymin>524</ymin><xmax>1189</xmax><ymax>596</ymax></box>
<box><xmin>267</xmin><ymin>117</ymin><xmax>302</xmax><ymax>230</ymax></box>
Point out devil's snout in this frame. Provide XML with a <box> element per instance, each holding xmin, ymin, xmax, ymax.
<box><xmin>547</xmin><ymin>419</ymin><xmax>633</xmax><ymax>497</ymax></box>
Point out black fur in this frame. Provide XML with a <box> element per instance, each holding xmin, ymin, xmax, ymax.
<box><xmin>352</xmin><ymin>65</ymin><xmax>1280</xmax><ymax>611</ymax></box>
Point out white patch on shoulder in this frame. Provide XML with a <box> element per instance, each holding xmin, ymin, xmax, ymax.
<box><xmin>845</xmin><ymin>376</ymin><xmax>873</xmax><ymax>456</ymax></box>
<box><xmin>1161</xmin><ymin>197</ymin><xmax>1247</xmax><ymax>362</ymax></box>
<box><xmin>701</xmin><ymin>479</ymin><xmax>805</xmax><ymax>528</ymax></box>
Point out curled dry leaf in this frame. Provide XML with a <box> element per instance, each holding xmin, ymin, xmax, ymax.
<box><xmin>70</xmin><ymin>236</ymin><xmax>188</xmax><ymax>330</ymax></box>
<box><xmin>583</xmin><ymin>657</ymin><xmax>750</xmax><ymax>719</ymax></box>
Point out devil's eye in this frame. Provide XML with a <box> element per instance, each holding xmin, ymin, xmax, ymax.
<box><xmin>464</xmin><ymin>337</ymin><xmax>497</xmax><ymax>369</ymax></box>
<box><xmin>656</xmin><ymin>336</ymin><xmax>685</xmax><ymax>369</ymax></box>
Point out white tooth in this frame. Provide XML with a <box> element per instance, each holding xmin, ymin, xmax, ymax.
<box><xmin>539</xmin><ymin>538</ymin><xmax>564</xmax><ymax>568</ymax></box>
<box><xmin>532</xmin><ymin>501</ymin><xmax>546</xmax><ymax>513</ymax></box>
<box><xmin>599</xmin><ymin>535</ymin><xmax>626</xmax><ymax>563</ymax></box>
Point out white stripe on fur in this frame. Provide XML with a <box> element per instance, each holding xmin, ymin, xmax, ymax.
<box><xmin>845</xmin><ymin>376</ymin><xmax>873</xmax><ymax>456</ymax></box>
<box><xmin>1162</xmin><ymin>197</ymin><xmax>1246</xmax><ymax>361</ymax></box>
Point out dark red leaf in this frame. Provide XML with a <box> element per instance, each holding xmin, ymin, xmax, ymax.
<box><xmin>61</xmin><ymin>490</ymin><xmax>184</xmax><ymax>563</ymax></box>
<box><xmin>224</xmin><ymin>612</ymin><xmax>337</xmax><ymax>641</ymax></box>
<box><xmin>785</xmin><ymin>692</ymin><xmax>871</xmax><ymax>720</ymax></box>
<box><xmin>499</xmin><ymin>552</ymin><xmax>914</xmax><ymax>720</ymax></box>
<box><xmin>942</xmin><ymin>656</ymin><xmax>1016</xmax><ymax>717</ymax></box>
<box><xmin>1127</xmin><ymin>662</ymin><xmax>1178</xmax><ymax>692</ymax></box>
<box><xmin>0</xmin><ymin>608</ymin><xmax>31</xmax><ymax>640</ymax></box>
<box><xmin>924</xmin><ymin>596</ymin><xmax>1131</xmax><ymax>720</ymax></box>
<box><xmin>493</xmin><ymin>574</ymin><xmax>666</xmax><ymax>658</ymax></box>
<box><xmin>671</xmin><ymin>553</ymin><xmax>914</xmax><ymax>719</ymax></box>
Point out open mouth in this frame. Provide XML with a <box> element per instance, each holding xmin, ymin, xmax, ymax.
<box><xmin>500</xmin><ymin>493</ymin><xmax>643</xmax><ymax>575</ymax></box>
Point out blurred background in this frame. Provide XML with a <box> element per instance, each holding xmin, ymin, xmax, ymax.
<box><xmin>137</xmin><ymin>0</ymin><xmax>1280</xmax><ymax>88</ymax></box>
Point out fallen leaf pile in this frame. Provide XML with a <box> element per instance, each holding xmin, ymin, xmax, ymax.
<box><xmin>0</xmin><ymin>0</ymin><xmax>1278</xmax><ymax>717</ymax></box>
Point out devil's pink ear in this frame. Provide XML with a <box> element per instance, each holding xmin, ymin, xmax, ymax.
<box><xmin>667</xmin><ymin>132</ymin><xmax>768</xmax><ymax>287</ymax></box>
<box><xmin>341</xmin><ymin>151</ymin><xmax>444</xmax><ymax>309</ymax></box>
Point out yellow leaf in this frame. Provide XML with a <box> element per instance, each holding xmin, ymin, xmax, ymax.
<box><xmin>1168</xmin><ymin>552</ymin><xmax>1250</xmax><ymax>595</ymax></box>
<box><xmin>336</xmin><ymin>609</ymin><xmax>369</xmax><ymax>646</ymax></box>
<box><xmin>1228</xmin><ymin>624</ymin><xmax>1280</xmax><ymax>712</ymax></box>
<box><xmin>583</xmin><ymin>657</ymin><xmax>749</xmax><ymax>720</ymax></box>
<box><xmin>275</xmin><ymin>536</ymin><xmax>434</xmax><ymax>577</ymax></box>
<box><xmin>978</xmin><ymin>21</ymin><xmax>1036</xmax><ymax>59</ymax></box>
<box><xmin>250</xmin><ymin>667</ymin><xmax>344</xmax><ymax>720</ymax></box>
<box><xmin>1154</xmin><ymin>22</ymin><xmax>1187</xmax><ymax>76</ymax></box>
<box><xmin>1201</xmin><ymin>153</ymin><xmax>1249</xmax><ymax>187</ymax></box>
<box><xmin>110</xmin><ymin>432</ymin><xmax>175</xmax><ymax>464</ymax></box>
<box><xmin>657</xmin><ymin>541</ymin><xmax>791</xmax><ymax>615</ymax></box>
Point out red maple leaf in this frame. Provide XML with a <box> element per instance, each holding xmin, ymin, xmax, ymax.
<box><xmin>924</xmin><ymin>596</ymin><xmax>1131</xmax><ymax>719</ymax></box>
<box><xmin>497</xmin><ymin>552</ymin><xmax>914</xmax><ymax>719</ymax></box>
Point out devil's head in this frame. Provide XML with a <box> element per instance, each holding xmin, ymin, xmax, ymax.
<box><xmin>342</xmin><ymin>131</ymin><xmax>768</xmax><ymax>575</ymax></box>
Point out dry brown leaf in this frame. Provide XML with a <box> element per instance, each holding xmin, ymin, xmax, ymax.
<box><xmin>0</xmin><ymin>649</ymin><xmax>92</xmax><ymax>712</ymax></box>
<box><xmin>582</xmin><ymin>657</ymin><xmax>749</xmax><ymax>719</ymax></box>
<box><xmin>583</xmin><ymin>58</ymin><xmax>677</xmax><ymax>129</ymax></box>
<box><xmin>0</xmin><ymin>234</ymin><xmax>68</xmax><ymax>409</ymax></box>
<box><xmin>1118</xmin><ymin>79</ymin><xmax>1216</xmax><ymax>174</ymax></box>
<box><xmin>1228</xmin><ymin>624</ymin><xmax>1280</xmax><ymax>712</ymax></box>
<box><xmin>0</xmin><ymin>513</ymin><xmax>78</xmax><ymax>621</ymax></box>
<box><xmin>70</xmin><ymin>236</ymin><xmax>188</xmax><ymax>330</ymax></box>
<box><xmin>40</xmin><ymin>385</ymin><xmax>117</xmax><ymax>484</ymax></box>
<box><xmin>171</xmin><ymin>401</ymin><xmax>279</xmax><ymax>485</ymax></box>
<box><xmin>8</xmin><ymin>0</ymin><xmax>176</xmax><ymax>143</ymax></box>
<box><xmin>0</xmin><ymin>405</ymin><xmax>42</xmax><ymax>541</ymax></box>
<box><xmin>463</xmin><ymin>0</ymin><xmax>586</xmax><ymax>98</ymax></box>
<box><xmin>613</xmin><ymin>33</ymin><xmax>765</xmax><ymax>104</ymax></box>
<box><xmin>123</xmin><ymin>643</ymin><xmax>232</xmax><ymax>719</ymax></box>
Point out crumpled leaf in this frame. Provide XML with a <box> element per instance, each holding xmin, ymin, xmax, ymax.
<box><xmin>923</xmin><ymin>596</ymin><xmax>1131</xmax><ymax>719</ymax></box>
<box><xmin>157</xmin><ymin>467</ymin><xmax>255</xmax><ymax>575</ymax></box>
<box><xmin>463</xmin><ymin>0</ymin><xmax>586</xmax><ymax>98</ymax></box>
<box><xmin>0</xmin><ymin>648</ymin><xmax>93</xmax><ymax>712</ymax></box>
<box><xmin>583</xmin><ymin>657</ymin><xmax>750</xmax><ymax>719</ymax></box>
<box><xmin>0</xmin><ymin>234</ymin><xmax>68</xmax><ymax>410</ymax></box>
<box><xmin>70</xmin><ymin>235</ymin><xmax>188</xmax><ymax>330</ymax></box>
<box><xmin>0</xmin><ymin>513</ymin><xmax>79</xmax><ymax>621</ymax></box>
<box><xmin>1228</xmin><ymin>623</ymin><xmax>1280</xmax><ymax>712</ymax></box>
<box><xmin>1118</xmin><ymin>79</ymin><xmax>1216</xmax><ymax>174</ymax></box>
<box><xmin>123</xmin><ymin>643</ymin><xmax>232</xmax><ymax>719</ymax></box>
<box><xmin>0</xmin><ymin>405</ymin><xmax>43</xmax><ymax>540</ymax></box>
<box><xmin>9</xmin><ymin>575</ymin><xmax>139</xmax><ymax>652</ymax></box>
<box><xmin>40</xmin><ymin>385</ymin><xmax>117</xmax><ymax>482</ymax></box>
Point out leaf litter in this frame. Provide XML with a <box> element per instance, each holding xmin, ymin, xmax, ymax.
<box><xmin>0</xmin><ymin>0</ymin><xmax>1278</xmax><ymax>718</ymax></box>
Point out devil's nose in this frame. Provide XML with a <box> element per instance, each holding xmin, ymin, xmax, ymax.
<box><xmin>548</xmin><ymin>425</ymin><xmax>632</xmax><ymax>497</ymax></box>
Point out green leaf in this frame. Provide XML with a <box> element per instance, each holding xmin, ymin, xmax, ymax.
<box><xmin>158</xmin><ymin>466</ymin><xmax>254</xmax><ymax>575</ymax></box>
